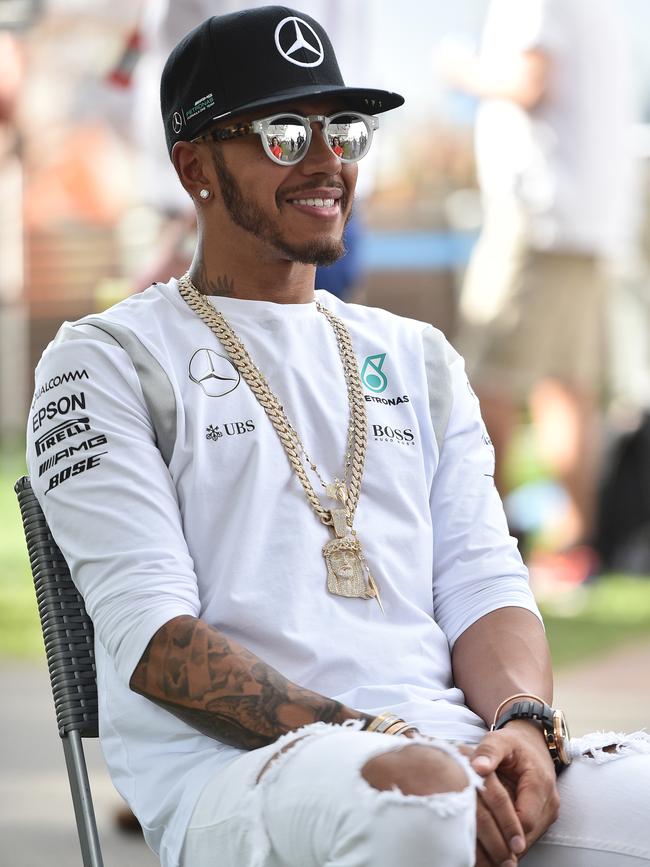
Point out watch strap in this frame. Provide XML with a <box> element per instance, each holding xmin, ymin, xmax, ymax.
<box><xmin>493</xmin><ymin>699</ymin><xmax>568</xmax><ymax>774</ymax></box>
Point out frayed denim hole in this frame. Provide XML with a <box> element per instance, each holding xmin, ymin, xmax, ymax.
<box><xmin>571</xmin><ymin>730</ymin><xmax>650</xmax><ymax>764</ymax></box>
<box><xmin>355</xmin><ymin>736</ymin><xmax>482</xmax><ymax>818</ymax></box>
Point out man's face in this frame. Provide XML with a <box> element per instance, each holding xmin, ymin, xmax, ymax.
<box><xmin>330</xmin><ymin>550</ymin><xmax>355</xmax><ymax>581</ymax></box>
<box><xmin>206</xmin><ymin>98</ymin><xmax>358</xmax><ymax>266</ymax></box>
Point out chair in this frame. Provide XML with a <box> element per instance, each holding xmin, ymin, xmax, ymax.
<box><xmin>15</xmin><ymin>475</ymin><xmax>104</xmax><ymax>867</ymax></box>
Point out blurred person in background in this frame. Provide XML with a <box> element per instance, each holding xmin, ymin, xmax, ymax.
<box><xmin>444</xmin><ymin>0</ymin><xmax>637</xmax><ymax>580</ymax></box>
<box><xmin>0</xmin><ymin>30</ymin><xmax>24</xmax><ymax>130</ymax></box>
<box><xmin>0</xmin><ymin>28</ymin><xmax>26</xmax><ymax>439</ymax></box>
<box><xmin>113</xmin><ymin>0</ymin><xmax>370</xmax><ymax>299</ymax></box>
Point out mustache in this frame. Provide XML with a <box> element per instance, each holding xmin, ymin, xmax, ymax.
<box><xmin>277</xmin><ymin>178</ymin><xmax>346</xmax><ymax>202</ymax></box>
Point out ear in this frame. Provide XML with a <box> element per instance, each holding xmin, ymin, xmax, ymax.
<box><xmin>172</xmin><ymin>141</ymin><xmax>213</xmax><ymax>201</ymax></box>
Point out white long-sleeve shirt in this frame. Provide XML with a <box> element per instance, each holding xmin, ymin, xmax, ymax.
<box><xmin>27</xmin><ymin>280</ymin><xmax>539</xmax><ymax>867</ymax></box>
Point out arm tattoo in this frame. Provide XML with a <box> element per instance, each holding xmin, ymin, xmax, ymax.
<box><xmin>130</xmin><ymin>616</ymin><xmax>372</xmax><ymax>750</ymax></box>
<box><xmin>190</xmin><ymin>261</ymin><xmax>236</xmax><ymax>297</ymax></box>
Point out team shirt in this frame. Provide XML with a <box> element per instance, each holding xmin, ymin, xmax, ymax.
<box><xmin>26</xmin><ymin>280</ymin><xmax>539</xmax><ymax>867</ymax></box>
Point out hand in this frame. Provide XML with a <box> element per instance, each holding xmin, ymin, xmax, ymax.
<box><xmin>470</xmin><ymin>722</ymin><xmax>560</xmax><ymax>858</ymax></box>
<box><xmin>458</xmin><ymin>746</ymin><xmax>526</xmax><ymax>866</ymax></box>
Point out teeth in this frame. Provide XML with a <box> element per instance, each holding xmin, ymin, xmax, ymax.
<box><xmin>292</xmin><ymin>197</ymin><xmax>336</xmax><ymax>207</ymax></box>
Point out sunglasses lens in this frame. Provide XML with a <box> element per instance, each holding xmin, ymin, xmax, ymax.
<box><xmin>327</xmin><ymin>114</ymin><xmax>371</xmax><ymax>162</ymax></box>
<box><xmin>266</xmin><ymin>117</ymin><xmax>309</xmax><ymax>163</ymax></box>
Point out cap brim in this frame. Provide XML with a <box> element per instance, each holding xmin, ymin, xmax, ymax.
<box><xmin>202</xmin><ymin>84</ymin><xmax>404</xmax><ymax>131</ymax></box>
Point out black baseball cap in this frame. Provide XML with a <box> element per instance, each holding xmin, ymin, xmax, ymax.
<box><xmin>160</xmin><ymin>5</ymin><xmax>404</xmax><ymax>156</ymax></box>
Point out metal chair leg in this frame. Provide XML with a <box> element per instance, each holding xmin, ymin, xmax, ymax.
<box><xmin>62</xmin><ymin>731</ymin><xmax>105</xmax><ymax>866</ymax></box>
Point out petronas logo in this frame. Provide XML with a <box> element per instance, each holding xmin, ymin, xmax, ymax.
<box><xmin>361</xmin><ymin>353</ymin><xmax>388</xmax><ymax>393</ymax></box>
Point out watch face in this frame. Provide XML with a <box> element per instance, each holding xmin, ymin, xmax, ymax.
<box><xmin>553</xmin><ymin>709</ymin><xmax>572</xmax><ymax>767</ymax></box>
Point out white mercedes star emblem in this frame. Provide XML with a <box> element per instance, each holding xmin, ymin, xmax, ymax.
<box><xmin>172</xmin><ymin>111</ymin><xmax>184</xmax><ymax>133</ymax></box>
<box><xmin>275</xmin><ymin>16</ymin><xmax>324</xmax><ymax>68</ymax></box>
<box><xmin>189</xmin><ymin>349</ymin><xmax>241</xmax><ymax>397</ymax></box>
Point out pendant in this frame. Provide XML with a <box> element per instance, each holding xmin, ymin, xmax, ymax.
<box><xmin>322</xmin><ymin>534</ymin><xmax>384</xmax><ymax>612</ymax></box>
<box><xmin>325</xmin><ymin>479</ymin><xmax>348</xmax><ymax>505</ymax></box>
<box><xmin>330</xmin><ymin>508</ymin><xmax>349</xmax><ymax>539</ymax></box>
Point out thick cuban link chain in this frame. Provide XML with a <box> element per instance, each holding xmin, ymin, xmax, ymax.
<box><xmin>178</xmin><ymin>274</ymin><xmax>367</xmax><ymax>529</ymax></box>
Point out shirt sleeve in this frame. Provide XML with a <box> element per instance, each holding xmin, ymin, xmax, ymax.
<box><xmin>26</xmin><ymin>330</ymin><xmax>201</xmax><ymax>686</ymax></box>
<box><xmin>430</xmin><ymin>342</ymin><xmax>542</xmax><ymax>647</ymax></box>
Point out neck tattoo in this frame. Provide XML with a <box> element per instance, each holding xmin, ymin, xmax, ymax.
<box><xmin>192</xmin><ymin>266</ymin><xmax>236</xmax><ymax>297</ymax></box>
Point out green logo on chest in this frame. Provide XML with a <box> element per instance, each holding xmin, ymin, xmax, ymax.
<box><xmin>361</xmin><ymin>353</ymin><xmax>388</xmax><ymax>393</ymax></box>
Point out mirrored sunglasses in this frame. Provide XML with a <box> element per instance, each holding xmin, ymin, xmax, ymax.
<box><xmin>193</xmin><ymin>111</ymin><xmax>378</xmax><ymax>166</ymax></box>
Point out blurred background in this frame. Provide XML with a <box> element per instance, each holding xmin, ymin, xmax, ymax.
<box><xmin>1</xmin><ymin>1</ymin><xmax>650</xmax><ymax>864</ymax></box>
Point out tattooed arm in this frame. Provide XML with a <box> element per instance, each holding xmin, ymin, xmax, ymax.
<box><xmin>130</xmin><ymin>615</ymin><xmax>373</xmax><ymax>750</ymax></box>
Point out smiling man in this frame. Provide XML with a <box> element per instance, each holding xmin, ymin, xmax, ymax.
<box><xmin>26</xmin><ymin>7</ymin><xmax>650</xmax><ymax>867</ymax></box>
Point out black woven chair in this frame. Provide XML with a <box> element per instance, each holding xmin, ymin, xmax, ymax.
<box><xmin>15</xmin><ymin>475</ymin><xmax>104</xmax><ymax>867</ymax></box>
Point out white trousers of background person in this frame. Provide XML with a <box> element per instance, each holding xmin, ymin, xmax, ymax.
<box><xmin>180</xmin><ymin>723</ymin><xmax>650</xmax><ymax>867</ymax></box>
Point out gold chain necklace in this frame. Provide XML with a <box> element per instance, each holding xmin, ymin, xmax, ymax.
<box><xmin>179</xmin><ymin>274</ymin><xmax>383</xmax><ymax>611</ymax></box>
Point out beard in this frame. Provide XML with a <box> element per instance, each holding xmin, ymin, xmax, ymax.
<box><xmin>211</xmin><ymin>148</ymin><xmax>349</xmax><ymax>266</ymax></box>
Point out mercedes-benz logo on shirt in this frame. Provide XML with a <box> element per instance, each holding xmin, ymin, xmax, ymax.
<box><xmin>274</xmin><ymin>17</ymin><xmax>324</xmax><ymax>68</ymax></box>
<box><xmin>189</xmin><ymin>349</ymin><xmax>240</xmax><ymax>397</ymax></box>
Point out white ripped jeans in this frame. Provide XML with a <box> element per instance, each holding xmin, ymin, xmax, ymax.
<box><xmin>180</xmin><ymin>723</ymin><xmax>650</xmax><ymax>867</ymax></box>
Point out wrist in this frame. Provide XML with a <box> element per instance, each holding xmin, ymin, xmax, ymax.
<box><xmin>491</xmin><ymin>692</ymin><xmax>551</xmax><ymax>727</ymax></box>
<box><xmin>365</xmin><ymin>711</ymin><xmax>419</xmax><ymax>737</ymax></box>
<box><xmin>500</xmin><ymin>718</ymin><xmax>553</xmax><ymax>752</ymax></box>
<box><xmin>492</xmin><ymin>695</ymin><xmax>572</xmax><ymax>774</ymax></box>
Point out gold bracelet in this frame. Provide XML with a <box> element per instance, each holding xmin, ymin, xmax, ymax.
<box><xmin>490</xmin><ymin>693</ymin><xmax>547</xmax><ymax>730</ymax></box>
<box><xmin>382</xmin><ymin>720</ymin><xmax>407</xmax><ymax>736</ymax></box>
<box><xmin>374</xmin><ymin>716</ymin><xmax>405</xmax><ymax>734</ymax></box>
<box><xmin>366</xmin><ymin>712</ymin><xmax>401</xmax><ymax>733</ymax></box>
<box><xmin>384</xmin><ymin>721</ymin><xmax>419</xmax><ymax>737</ymax></box>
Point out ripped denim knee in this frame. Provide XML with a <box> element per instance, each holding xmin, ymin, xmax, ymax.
<box><xmin>243</xmin><ymin>721</ymin><xmax>480</xmax><ymax>867</ymax></box>
<box><xmin>570</xmin><ymin>729</ymin><xmax>650</xmax><ymax>763</ymax></box>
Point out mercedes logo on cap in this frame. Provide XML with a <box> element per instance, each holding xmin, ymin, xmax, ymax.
<box><xmin>189</xmin><ymin>349</ymin><xmax>241</xmax><ymax>397</ymax></box>
<box><xmin>275</xmin><ymin>16</ymin><xmax>324</xmax><ymax>68</ymax></box>
<box><xmin>172</xmin><ymin>111</ymin><xmax>184</xmax><ymax>133</ymax></box>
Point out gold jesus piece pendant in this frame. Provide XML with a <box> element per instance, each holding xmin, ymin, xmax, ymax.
<box><xmin>322</xmin><ymin>534</ymin><xmax>384</xmax><ymax>612</ymax></box>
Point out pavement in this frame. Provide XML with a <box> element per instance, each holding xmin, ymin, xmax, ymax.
<box><xmin>1</xmin><ymin>639</ymin><xmax>649</xmax><ymax>867</ymax></box>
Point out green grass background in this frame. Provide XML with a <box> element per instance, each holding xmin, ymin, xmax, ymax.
<box><xmin>2</xmin><ymin>443</ymin><xmax>650</xmax><ymax>665</ymax></box>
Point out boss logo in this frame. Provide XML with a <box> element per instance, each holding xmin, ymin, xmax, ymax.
<box><xmin>372</xmin><ymin>424</ymin><xmax>416</xmax><ymax>446</ymax></box>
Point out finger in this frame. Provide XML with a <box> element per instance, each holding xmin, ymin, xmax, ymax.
<box><xmin>471</xmin><ymin>731</ymin><xmax>513</xmax><ymax>776</ymax></box>
<box><xmin>476</xmin><ymin>789</ymin><xmax>524</xmax><ymax>864</ymax></box>
<box><xmin>475</xmin><ymin>841</ymin><xmax>492</xmax><ymax>867</ymax></box>
<box><xmin>475</xmin><ymin>839</ymin><xmax>518</xmax><ymax>867</ymax></box>
<box><xmin>515</xmin><ymin>773</ymin><xmax>560</xmax><ymax>846</ymax></box>
<box><xmin>476</xmin><ymin>796</ymin><xmax>511</xmax><ymax>864</ymax></box>
<box><xmin>479</xmin><ymin>774</ymin><xmax>526</xmax><ymax>858</ymax></box>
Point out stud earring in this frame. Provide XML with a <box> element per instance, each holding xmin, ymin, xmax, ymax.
<box><xmin>199</xmin><ymin>189</ymin><xmax>210</xmax><ymax>200</ymax></box>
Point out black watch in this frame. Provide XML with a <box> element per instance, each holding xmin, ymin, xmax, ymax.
<box><xmin>492</xmin><ymin>698</ymin><xmax>572</xmax><ymax>774</ymax></box>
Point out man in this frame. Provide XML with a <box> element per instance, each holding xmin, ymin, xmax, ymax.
<box><xmin>26</xmin><ymin>7</ymin><xmax>649</xmax><ymax>867</ymax></box>
<box><xmin>124</xmin><ymin>0</ymin><xmax>369</xmax><ymax>299</ymax></box>
<box><xmin>447</xmin><ymin>0</ymin><xmax>637</xmax><ymax>571</ymax></box>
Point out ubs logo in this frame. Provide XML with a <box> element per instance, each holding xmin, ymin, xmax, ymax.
<box><xmin>206</xmin><ymin>420</ymin><xmax>255</xmax><ymax>441</ymax></box>
<box><xmin>189</xmin><ymin>349</ymin><xmax>240</xmax><ymax>397</ymax></box>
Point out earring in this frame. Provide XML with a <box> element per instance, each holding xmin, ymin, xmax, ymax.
<box><xmin>199</xmin><ymin>189</ymin><xmax>211</xmax><ymax>200</ymax></box>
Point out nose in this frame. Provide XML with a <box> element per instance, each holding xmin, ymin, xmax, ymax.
<box><xmin>300</xmin><ymin>121</ymin><xmax>342</xmax><ymax>174</ymax></box>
